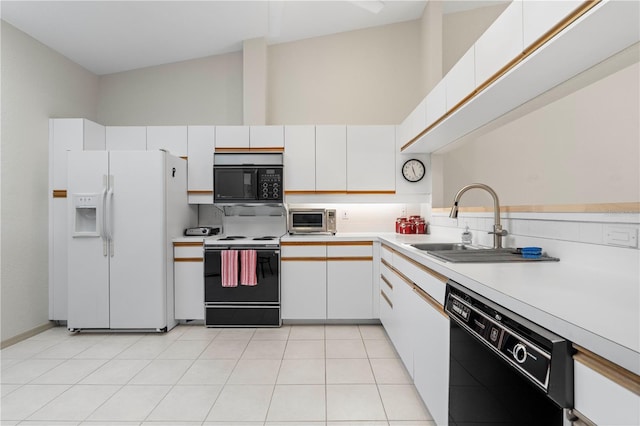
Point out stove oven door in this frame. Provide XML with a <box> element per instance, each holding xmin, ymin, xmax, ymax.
<box><xmin>204</xmin><ymin>247</ymin><xmax>280</xmax><ymax>327</ymax></box>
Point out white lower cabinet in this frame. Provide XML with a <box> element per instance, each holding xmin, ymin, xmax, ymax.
<box><xmin>281</xmin><ymin>259</ymin><xmax>327</xmax><ymax>320</ymax></box>
<box><xmin>281</xmin><ymin>241</ymin><xmax>374</xmax><ymax>320</ymax></box>
<box><xmin>573</xmin><ymin>355</ymin><xmax>640</xmax><ymax>426</ymax></box>
<box><xmin>380</xmin><ymin>245</ymin><xmax>450</xmax><ymax>426</ymax></box>
<box><xmin>412</xmin><ymin>286</ymin><xmax>450</xmax><ymax>426</ymax></box>
<box><xmin>327</xmin><ymin>259</ymin><xmax>373</xmax><ymax>319</ymax></box>
<box><xmin>173</xmin><ymin>243</ymin><xmax>204</xmax><ymax>320</ymax></box>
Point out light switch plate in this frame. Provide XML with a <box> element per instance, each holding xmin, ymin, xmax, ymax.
<box><xmin>604</xmin><ymin>225</ymin><xmax>638</xmax><ymax>248</ymax></box>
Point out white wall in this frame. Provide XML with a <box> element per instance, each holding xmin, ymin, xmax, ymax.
<box><xmin>267</xmin><ymin>20</ymin><xmax>422</xmax><ymax>125</ymax></box>
<box><xmin>1</xmin><ymin>21</ymin><xmax>99</xmax><ymax>343</ymax></box>
<box><xmin>97</xmin><ymin>52</ymin><xmax>243</xmax><ymax>125</ymax></box>
<box><xmin>436</xmin><ymin>45</ymin><xmax>640</xmax><ymax>208</ymax></box>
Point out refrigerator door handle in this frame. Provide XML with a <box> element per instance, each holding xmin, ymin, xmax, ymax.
<box><xmin>106</xmin><ymin>175</ymin><xmax>114</xmax><ymax>257</ymax></box>
<box><xmin>101</xmin><ymin>175</ymin><xmax>108</xmax><ymax>256</ymax></box>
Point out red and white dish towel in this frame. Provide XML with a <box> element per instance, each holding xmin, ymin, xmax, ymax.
<box><xmin>221</xmin><ymin>250</ymin><xmax>239</xmax><ymax>287</ymax></box>
<box><xmin>240</xmin><ymin>250</ymin><xmax>258</xmax><ymax>286</ymax></box>
<box><xmin>221</xmin><ymin>249</ymin><xmax>258</xmax><ymax>287</ymax></box>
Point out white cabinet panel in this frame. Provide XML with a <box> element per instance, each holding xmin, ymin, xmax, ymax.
<box><xmin>83</xmin><ymin>119</ymin><xmax>106</xmax><ymax>151</ymax></box>
<box><xmin>523</xmin><ymin>1</ymin><xmax>582</xmax><ymax>47</ymax></box>
<box><xmin>215</xmin><ymin>126</ymin><xmax>249</xmax><ymax>149</ymax></box>
<box><xmin>413</xmin><ymin>288</ymin><xmax>449</xmax><ymax>426</ymax></box>
<box><xmin>250</xmin><ymin>125</ymin><xmax>284</xmax><ymax>148</ymax></box>
<box><xmin>327</xmin><ymin>259</ymin><xmax>373</xmax><ymax>319</ymax></box>
<box><xmin>316</xmin><ymin>125</ymin><xmax>347</xmax><ymax>192</ymax></box>
<box><xmin>574</xmin><ymin>360</ymin><xmax>640</xmax><ymax>426</ymax></box>
<box><xmin>282</xmin><ymin>244</ymin><xmax>326</xmax><ymax>258</ymax></box>
<box><xmin>281</xmin><ymin>260</ymin><xmax>327</xmax><ymax>320</ymax></box>
<box><xmin>399</xmin><ymin>99</ymin><xmax>427</xmax><ymax>146</ymax></box>
<box><xmin>425</xmin><ymin>79</ymin><xmax>447</xmax><ymax>130</ymax></box>
<box><xmin>393</xmin><ymin>254</ymin><xmax>446</xmax><ymax>305</ymax></box>
<box><xmin>386</xmin><ymin>268</ymin><xmax>414</xmax><ymax>376</ymax></box>
<box><xmin>284</xmin><ymin>125</ymin><xmax>316</xmax><ymax>192</ymax></box>
<box><xmin>49</xmin><ymin>118</ymin><xmax>105</xmax><ymax>321</ymax></box>
<box><xmin>106</xmin><ymin>126</ymin><xmax>147</xmax><ymax>151</ymax></box>
<box><xmin>327</xmin><ymin>243</ymin><xmax>373</xmax><ymax>258</ymax></box>
<box><xmin>174</xmin><ymin>253</ymin><xmax>204</xmax><ymax>320</ymax></box>
<box><xmin>187</xmin><ymin>126</ymin><xmax>215</xmax><ymax>204</ymax></box>
<box><xmin>147</xmin><ymin>126</ymin><xmax>187</xmax><ymax>157</ymax></box>
<box><xmin>475</xmin><ymin>0</ymin><xmax>524</xmax><ymax>85</ymax></box>
<box><xmin>446</xmin><ymin>47</ymin><xmax>476</xmax><ymax>109</ymax></box>
<box><xmin>346</xmin><ymin>125</ymin><xmax>395</xmax><ymax>192</ymax></box>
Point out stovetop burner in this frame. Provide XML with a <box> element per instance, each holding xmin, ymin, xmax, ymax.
<box><xmin>217</xmin><ymin>236</ymin><xmax>246</xmax><ymax>241</ymax></box>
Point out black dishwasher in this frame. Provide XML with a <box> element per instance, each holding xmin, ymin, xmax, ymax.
<box><xmin>445</xmin><ymin>280</ymin><xmax>574</xmax><ymax>426</ymax></box>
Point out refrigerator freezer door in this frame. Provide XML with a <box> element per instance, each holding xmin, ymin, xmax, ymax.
<box><xmin>108</xmin><ymin>151</ymin><xmax>167</xmax><ymax>329</ymax></box>
<box><xmin>67</xmin><ymin>151</ymin><xmax>110</xmax><ymax>330</ymax></box>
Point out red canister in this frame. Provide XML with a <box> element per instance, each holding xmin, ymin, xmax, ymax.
<box><xmin>396</xmin><ymin>217</ymin><xmax>407</xmax><ymax>233</ymax></box>
<box><xmin>399</xmin><ymin>220</ymin><xmax>415</xmax><ymax>234</ymax></box>
<box><xmin>414</xmin><ymin>219</ymin><xmax>426</xmax><ymax>234</ymax></box>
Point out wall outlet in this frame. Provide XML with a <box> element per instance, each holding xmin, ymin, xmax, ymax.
<box><xmin>342</xmin><ymin>210</ymin><xmax>349</xmax><ymax>220</ymax></box>
<box><xmin>604</xmin><ymin>225</ymin><xmax>638</xmax><ymax>248</ymax></box>
<box><xmin>400</xmin><ymin>206</ymin><xmax>407</xmax><ymax>217</ymax></box>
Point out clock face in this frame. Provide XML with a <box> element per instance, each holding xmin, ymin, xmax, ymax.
<box><xmin>402</xmin><ymin>159</ymin><xmax>425</xmax><ymax>182</ymax></box>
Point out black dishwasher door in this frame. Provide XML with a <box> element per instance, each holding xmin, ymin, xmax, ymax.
<box><xmin>449</xmin><ymin>320</ymin><xmax>563</xmax><ymax>426</ymax></box>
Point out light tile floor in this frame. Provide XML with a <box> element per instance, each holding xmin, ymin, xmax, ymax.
<box><xmin>1</xmin><ymin>324</ymin><xmax>435</xmax><ymax>426</ymax></box>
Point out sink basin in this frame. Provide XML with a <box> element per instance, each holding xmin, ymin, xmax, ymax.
<box><xmin>426</xmin><ymin>248</ymin><xmax>559</xmax><ymax>263</ymax></box>
<box><xmin>409</xmin><ymin>243</ymin><xmax>559</xmax><ymax>263</ymax></box>
<box><xmin>410</xmin><ymin>243</ymin><xmax>476</xmax><ymax>251</ymax></box>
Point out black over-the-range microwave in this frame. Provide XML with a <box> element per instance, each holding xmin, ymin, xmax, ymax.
<box><xmin>213</xmin><ymin>153</ymin><xmax>283</xmax><ymax>204</ymax></box>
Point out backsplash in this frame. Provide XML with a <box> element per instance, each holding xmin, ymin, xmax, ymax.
<box><xmin>287</xmin><ymin>203</ymin><xmax>431</xmax><ymax>233</ymax></box>
<box><xmin>430</xmin><ymin>211</ymin><xmax>639</xmax><ymax>249</ymax></box>
<box><xmin>429</xmin><ymin>211</ymin><xmax>640</xmax><ymax>275</ymax></box>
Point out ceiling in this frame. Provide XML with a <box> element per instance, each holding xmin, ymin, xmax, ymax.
<box><xmin>1</xmin><ymin>1</ymin><xmax>505</xmax><ymax>76</ymax></box>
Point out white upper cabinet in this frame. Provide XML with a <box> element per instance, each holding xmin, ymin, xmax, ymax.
<box><xmin>424</xmin><ymin>79</ymin><xmax>447</xmax><ymax>131</ymax></box>
<box><xmin>346</xmin><ymin>125</ymin><xmax>395</xmax><ymax>192</ymax></box>
<box><xmin>50</xmin><ymin>118</ymin><xmax>105</xmax><ymax>189</ymax></box>
<box><xmin>522</xmin><ymin>1</ymin><xmax>583</xmax><ymax>47</ymax></box>
<box><xmin>475</xmin><ymin>0</ymin><xmax>524</xmax><ymax>85</ymax></box>
<box><xmin>187</xmin><ymin>126</ymin><xmax>215</xmax><ymax>204</ymax></box>
<box><xmin>284</xmin><ymin>125</ymin><xmax>316</xmax><ymax>192</ymax></box>
<box><xmin>249</xmin><ymin>125</ymin><xmax>284</xmax><ymax>149</ymax></box>
<box><xmin>399</xmin><ymin>98</ymin><xmax>427</xmax><ymax>146</ymax></box>
<box><xmin>316</xmin><ymin>125</ymin><xmax>347</xmax><ymax>192</ymax></box>
<box><xmin>215</xmin><ymin>126</ymin><xmax>249</xmax><ymax>149</ymax></box>
<box><xmin>146</xmin><ymin>126</ymin><xmax>187</xmax><ymax>157</ymax></box>
<box><xmin>106</xmin><ymin>126</ymin><xmax>147</xmax><ymax>151</ymax></box>
<box><xmin>445</xmin><ymin>47</ymin><xmax>476</xmax><ymax>110</ymax></box>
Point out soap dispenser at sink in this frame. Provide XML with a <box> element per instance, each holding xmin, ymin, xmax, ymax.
<box><xmin>461</xmin><ymin>225</ymin><xmax>473</xmax><ymax>245</ymax></box>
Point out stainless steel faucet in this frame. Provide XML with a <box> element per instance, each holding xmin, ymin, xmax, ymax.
<box><xmin>449</xmin><ymin>183</ymin><xmax>508</xmax><ymax>249</ymax></box>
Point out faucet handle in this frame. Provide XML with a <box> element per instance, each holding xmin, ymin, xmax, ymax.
<box><xmin>488</xmin><ymin>225</ymin><xmax>508</xmax><ymax>237</ymax></box>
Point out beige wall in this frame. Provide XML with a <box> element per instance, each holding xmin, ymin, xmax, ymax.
<box><xmin>267</xmin><ymin>20</ymin><xmax>422</xmax><ymax>125</ymax></box>
<box><xmin>97</xmin><ymin>52</ymin><xmax>243</xmax><ymax>125</ymax></box>
<box><xmin>1</xmin><ymin>21</ymin><xmax>99</xmax><ymax>342</ymax></box>
<box><xmin>442</xmin><ymin>3</ymin><xmax>508</xmax><ymax>74</ymax></box>
<box><xmin>419</xmin><ymin>0</ymin><xmax>443</xmax><ymax>95</ymax></box>
<box><xmin>435</xmin><ymin>45</ymin><xmax>640</xmax><ymax>208</ymax></box>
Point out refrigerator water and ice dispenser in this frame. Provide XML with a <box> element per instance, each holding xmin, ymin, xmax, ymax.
<box><xmin>72</xmin><ymin>194</ymin><xmax>100</xmax><ymax>237</ymax></box>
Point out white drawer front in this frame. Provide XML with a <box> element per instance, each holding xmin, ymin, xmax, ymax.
<box><xmin>327</xmin><ymin>243</ymin><xmax>373</xmax><ymax>257</ymax></box>
<box><xmin>174</xmin><ymin>245</ymin><xmax>203</xmax><ymax>259</ymax></box>
<box><xmin>392</xmin><ymin>254</ymin><xmax>446</xmax><ymax>305</ymax></box>
<box><xmin>381</xmin><ymin>244</ymin><xmax>393</xmax><ymax>263</ymax></box>
<box><xmin>281</xmin><ymin>244</ymin><xmax>326</xmax><ymax>258</ymax></box>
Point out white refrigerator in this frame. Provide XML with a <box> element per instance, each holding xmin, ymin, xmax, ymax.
<box><xmin>67</xmin><ymin>150</ymin><xmax>194</xmax><ymax>331</ymax></box>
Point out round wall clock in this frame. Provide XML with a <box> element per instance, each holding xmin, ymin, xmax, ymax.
<box><xmin>401</xmin><ymin>159</ymin><xmax>426</xmax><ymax>182</ymax></box>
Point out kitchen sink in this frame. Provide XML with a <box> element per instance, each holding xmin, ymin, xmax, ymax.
<box><xmin>409</xmin><ymin>244</ymin><xmax>559</xmax><ymax>263</ymax></box>
<box><xmin>410</xmin><ymin>243</ymin><xmax>477</xmax><ymax>251</ymax></box>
